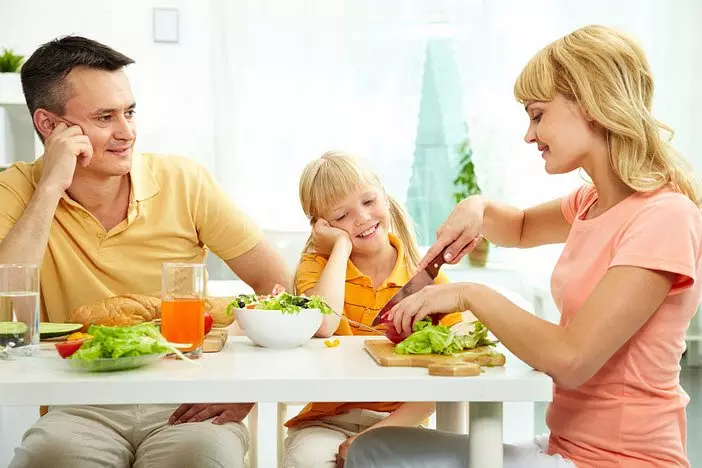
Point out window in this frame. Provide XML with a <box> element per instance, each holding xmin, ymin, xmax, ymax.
<box><xmin>405</xmin><ymin>39</ymin><xmax>463</xmax><ymax>245</ymax></box>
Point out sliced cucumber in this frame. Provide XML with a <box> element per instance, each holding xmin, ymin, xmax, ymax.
<box><xmin>0</xmin><ymin>321</ymin><xmax>28</xmax><ymax>336</ymax></box>
<box><xmin>39</xmin><ymin>322</ymin><xmax>84</xmax><ymax>339</ymax></box>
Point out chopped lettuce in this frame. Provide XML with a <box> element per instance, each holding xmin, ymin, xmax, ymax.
<box><xmin>70</xmin><ymin>323</ymin><xmax>189</xmax><ymax>361</ymax></box>
<box><xmin>226</xmin><ymin>291</ymin><xmax>333</xmax><ymax>316</ymax></box>
<box><xmin>394</xmin><ymin>319</ymin><xmax>496</xmax><ymax>356</ymax></box>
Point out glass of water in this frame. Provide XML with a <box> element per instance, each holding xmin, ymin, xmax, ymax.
<box><xmin>0</xmin><ymin>264</ymin><xmax>40</xmax><ymax>358</ymax></box>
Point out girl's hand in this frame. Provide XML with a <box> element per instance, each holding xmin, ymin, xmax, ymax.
<box><xmin>336</xmin><ymin>434</ymin><xmax>358</xmax><ymax>467</ymax></box>
<box><xmin>388</xmin><ymin>283</ymin><xmax>469</xmax><ymax>336</ymax></box>
<box><xmin>418</xmin><ymin>196</ymin><xmax>486</xmax><ymax>270</ymax></box>
<box><xmin>312</xmin><ymin>219</ymin><xmax>352</xmax><ymax>256</ymax></box>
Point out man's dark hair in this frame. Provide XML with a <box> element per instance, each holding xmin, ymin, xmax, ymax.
<box><xmin>21</xmin><ymin>36</ymin><xmax>134</xmax><ymax>118</ymax></box>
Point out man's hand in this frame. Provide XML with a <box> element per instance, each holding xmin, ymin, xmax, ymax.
<box><xmin>335</xmin><ymin>435</ymin><xmax>358</xmax><ymax>468</ymax></box>
<box><xmin>169</xmin><ymin>403</ymin><xmax>255</xmax><ymax>425</ymax></box>
<box><xmin>39</xmin><ymin>122</ymin><xmax>93</xmax><ymax>193</ymax></box>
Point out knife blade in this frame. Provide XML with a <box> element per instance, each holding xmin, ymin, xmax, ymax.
<box><xmin>371</xmin><ymin>248</ymin><xmax>448</xmax><ymax>326</ymax></box>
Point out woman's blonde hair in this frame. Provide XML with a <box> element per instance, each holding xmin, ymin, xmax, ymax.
<box><xmin>298</xmin><ymin>151</ymin><xmax>422</xmax><ymax>272</ymax></box>
<box><xmin>514</xmin><ymin>24</ymin><xmax>701</xmax><ymax>206</ymax></box>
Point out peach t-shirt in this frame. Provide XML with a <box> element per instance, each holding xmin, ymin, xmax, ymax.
<box><xmin>547</xmin><ymin>185</ymin><xmax>702</xmax><ymax>467</ymax></box>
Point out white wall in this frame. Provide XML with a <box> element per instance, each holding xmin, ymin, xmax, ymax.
<box><xmin>0</xmin><ymin>0</ymin><xmax>217</xmax><ymax>172</ymax></box>
<box><xmin>207</xmin><ymin>0</ymin><xmax>702</xmax><ymax>244</ymax></box>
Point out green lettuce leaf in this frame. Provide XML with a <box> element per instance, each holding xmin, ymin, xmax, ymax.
<box><xmin>227</xmin><ymin>292</ymin><xmax>333</xmax><ymax>316</ymax></box>
<box><xmin>70</xmin><ymin>323</ymin><xmax>174</xmax><ymax>361</ymax></box>
<box><xmin>393</xmin><ymin>319</ymin><xmax>496</xmax><ymax>356</ymax></box>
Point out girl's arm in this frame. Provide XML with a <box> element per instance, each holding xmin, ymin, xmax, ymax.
<box><xmin>307</xmin><ymin>238</ymin><xmax>352</xmax><ymax>337</ymax></box>
<box><xmin>301</xmin><ymin>219</ymin><xmax>355</xmax><ymax>338</ymax></box>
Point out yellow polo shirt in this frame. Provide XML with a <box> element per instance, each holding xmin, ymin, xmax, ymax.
<box><xmin>0</xmin><ymin>153</ymin><xmax>261</xmax><ymax>323</ymax></box>
<box><xmin>286</xmin><ymin>233</ymin><xmax>454</xmax><ymax>427</ymax></box>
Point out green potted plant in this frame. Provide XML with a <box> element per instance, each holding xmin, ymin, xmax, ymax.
<box><xmin>0</xmin><ymin>48</ymin><xmax>25</xmax><ymax>103</ymax></box>
<box><xmin>453</xmin><ymin>137</ymin><xmax>490</xmax><ymax>267</ymax></box>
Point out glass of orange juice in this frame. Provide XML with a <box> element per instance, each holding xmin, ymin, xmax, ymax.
<box><xmin>161</xmin><ymin>262</ymin><xmax>206</xmax><ymax>358</ymax></box>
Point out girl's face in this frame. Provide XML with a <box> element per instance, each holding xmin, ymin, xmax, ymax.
<box><xmin>523</xmin><ymin>93</ymin><xmax>601</xmax><ymax>174</ymax></box>
<box><xmin>324</xmin><ymin>184</ymin><xmax>392</xmax><ymax>254</ymax></box>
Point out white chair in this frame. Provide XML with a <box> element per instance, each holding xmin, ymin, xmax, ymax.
<box><xmin>245</xmin><ymin>404</ymin><xmax>258</xmax><ymax>468</ymax></box>
<box><xmin>276</xmin><ymin>402</ymin><xmax>303</xmax><ymax>467</ymax></box>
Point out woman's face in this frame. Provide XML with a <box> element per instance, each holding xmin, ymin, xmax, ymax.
<box><xmin>523</xmin><ymin>93</ymin><xmax>602</xmax><ymax>174</ymax></box>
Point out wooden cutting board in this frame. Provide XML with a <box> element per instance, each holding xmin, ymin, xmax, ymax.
<box><xmin>203</xmin><ymin>328</ymin><xmax>228</xmax><ymax>353</ymax></box>
<box><xmin>364</xmin><ymin>340</ymin><xmax>506</xmax><ymax>377</ymax></box>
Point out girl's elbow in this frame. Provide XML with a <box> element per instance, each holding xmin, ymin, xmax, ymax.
<box><xmin>314</xmin><ymin>325</ymin><xmax>336</xmax><ymax>338</ymax></box>
<box><xmin>314</xmin><ymin>317</ymin><xmax>340</xmax><ymax>338</ymax></box>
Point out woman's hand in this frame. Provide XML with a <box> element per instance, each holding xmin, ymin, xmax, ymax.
<box><xmin>388</xmin><ymin>283</ymin><xmax>469</xmax><ymax>336</ymax></box>
<box><xmin>418</xmin><ymin>196</ymin><xmax>486</xmax><ymax>270</ymax></box>
<box><xmin>312</xmin><ymin>219</ymin><xmax>352</xmax><ymax>256</ymax></box>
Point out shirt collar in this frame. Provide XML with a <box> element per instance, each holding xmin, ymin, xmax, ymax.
<box><xmin>30</xmin><ymin>152</ymin><xmax>160</xmax><ymax>203</ymax></box>
<box><xmin>346</xmin><ymin>233</ymin><xmax>409</xmax><ymax>287</ymax></box>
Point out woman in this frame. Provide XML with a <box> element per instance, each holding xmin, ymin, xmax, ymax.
<box><xmin>346</xmin><ymin>25</ymin><xmax>702</xmax><ymax>468</ymax></box>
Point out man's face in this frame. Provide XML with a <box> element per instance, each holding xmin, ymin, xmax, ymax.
<box><xmin>58</xmin><ymin>67</ymin><xmax>137</xmax><ymax>177</ymax></box>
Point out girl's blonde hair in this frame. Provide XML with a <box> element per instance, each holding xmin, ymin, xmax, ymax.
<box><xmin>298</xmin><ymin>151</ymin><xmax>422</xmax><ymax>272</ymax></box>
<box><xmin>514</xmin><ymin>24</ymin><xmax>701</xmax><ymax>206</ymax></box>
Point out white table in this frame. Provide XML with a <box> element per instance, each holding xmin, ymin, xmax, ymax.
<box><xmin>0</xmin><ymin>336</ymin><xmax>551</xmax><ymax>468</ymax></box>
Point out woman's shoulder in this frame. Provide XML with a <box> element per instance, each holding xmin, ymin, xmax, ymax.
<box><xmin>630</xmin><ymin>189</ymin><xmax>701</xmax><ymax>224</ymax></box>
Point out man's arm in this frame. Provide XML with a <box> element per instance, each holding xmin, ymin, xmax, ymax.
<box><xmin>0</xmin><ymin>185</ymin><xmax>62</xmax><ymax>265</ymax></box>
<box><xmin>225</xmin><ymin>240</ymin><xmax>292</xmax><ymax>294</ymax></box>
<box><xmin>0</xmin><ymin>123</ymin><xmax>92</xmax><ymax>265</ymax></box>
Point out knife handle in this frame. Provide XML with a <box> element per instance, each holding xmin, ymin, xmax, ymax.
<box><xmin>424</xmin><ymin>247</ymin><xmax>449</xmax><ymax>278</ymax></box>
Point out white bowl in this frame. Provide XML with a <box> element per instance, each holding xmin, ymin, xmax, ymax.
<box><xmin>232</xmin><ymin>308</ymin><xmax>323</xmax><ymax>349</ymax></box>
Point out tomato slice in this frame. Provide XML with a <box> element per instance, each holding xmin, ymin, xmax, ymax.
<box><xmin>54</xmin><ymin>338</ymin><xmax>88</xmax><ymax>358</ymax></box>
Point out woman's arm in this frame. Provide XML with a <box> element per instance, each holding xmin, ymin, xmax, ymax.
<box><xmin>484</xmin><ymin>197</ymin><xmax>571</xmax><ymax>248</ymax></box>
<box><xmin>419</xmin><ymin>196</ymin><xmax>571</xmax><ymax>269</ymax></box>
<box><xmin>390</xmin><ymin>266</ymin><xmax>675</xmax><ymax>389</ymax></box>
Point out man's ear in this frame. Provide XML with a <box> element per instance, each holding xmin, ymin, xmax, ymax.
<box><xmin>33</xmin><ymin>109</ymin><xmax>58</xmax><ymax>140</ymax></box>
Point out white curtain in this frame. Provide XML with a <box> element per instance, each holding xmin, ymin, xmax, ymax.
<box><xmin>208</xmin><ymin>0</ymin><xmax>702</xmax><ymax>272</ymax></box>
<box><xmin>210</xmin><ymin>0</ymin><xmax>438</xmax><ymax>232</ymax></box>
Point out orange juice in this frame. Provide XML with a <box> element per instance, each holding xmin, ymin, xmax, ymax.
<box><xmin>161</xmin><ymin>298</ymin><xmax>205</xmax><ymax>353</ymax></box>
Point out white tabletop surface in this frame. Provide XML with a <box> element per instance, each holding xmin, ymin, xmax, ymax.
<box><xmin>0</xmin><ymin>336</ymin><xmax>552</xmax><ymax>406</ymax></box>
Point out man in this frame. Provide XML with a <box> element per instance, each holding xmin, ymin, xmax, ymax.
<box><xmin>0</xmin><ymin>36</ymin><xmax>291</xmax><ymax>468</ymax></box>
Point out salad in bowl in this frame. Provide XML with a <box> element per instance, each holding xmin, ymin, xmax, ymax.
<box><xmin>227</xmin><ymin>285</ymin><xmax>333</xmax><ymax>348</ymax></box>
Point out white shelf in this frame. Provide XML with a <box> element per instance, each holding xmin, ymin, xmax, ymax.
<box><xmin>0</xmin><ymin>102</ymin><xmax>43</xmax><ymax>167</ymax></box>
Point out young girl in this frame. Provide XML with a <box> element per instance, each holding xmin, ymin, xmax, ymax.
<box><xmin>282</xmin><ymin>151</ymin><xmax>466</xmax><ymax>468</ymax></box>
<box><xmin>347</xmin><ymin>25</ymin><xmax>702</xmax><ymax>468</ymax></box>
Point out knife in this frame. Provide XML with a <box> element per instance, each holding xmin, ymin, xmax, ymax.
<box><xmin>371</xmin><ymin>248</ymin><xmax>448</xmax><ymax>327</ymax></box>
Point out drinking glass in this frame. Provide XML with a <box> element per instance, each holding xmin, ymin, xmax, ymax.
<box><xmin>161</xmin><ymin>262</ymin><xmax>206</xmax><ymax>358</ymax></box>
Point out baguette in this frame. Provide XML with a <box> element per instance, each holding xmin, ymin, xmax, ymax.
<box><xmin>67</xmin><ymin>294</ymin><xmax>236</xmax><ymax>332</ymax></box>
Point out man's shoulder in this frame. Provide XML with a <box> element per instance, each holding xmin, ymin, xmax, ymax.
<box><xmin>0</xmin><ymin>161</ymin><xmax>39</xmax><ymax>201</ymax></box>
